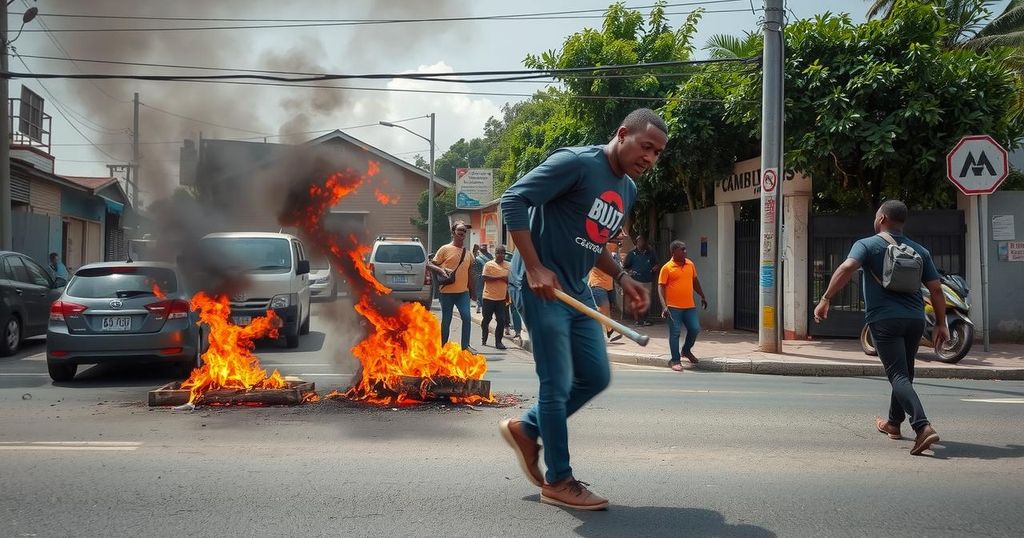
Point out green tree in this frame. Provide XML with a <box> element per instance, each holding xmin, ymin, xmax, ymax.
<box><xmin>703</xmin><ymin>31</ymin><xmax>762</xmax><ymax>59</ymax></box>
<box><xmin>866</xmin><ymin>0</ymin><xmax>1024</xmax><ymax>50</ymax></box>
<box><xmin>729</xmin><ymin>3</ymin><xmax>1023</xmax><ymax>211</ymax></box>
<box><xmin>410</xmin><ymin>187</ymin><xmax>455</xmax><ymax>250</ymax></box>
<box><xmin>524</xmin><ymin>1</ymin><xmax>702</xmax><ymax>141</ymax></box>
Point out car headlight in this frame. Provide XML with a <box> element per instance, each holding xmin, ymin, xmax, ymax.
<box><xmin>313</xmin><ymin>277</ymin><xmax>328</xmax><ymax>285</ymax></box>
<box><xmin>270</xmin><ymin>294</ymin><xmax>294</xmax><ymax>309</ymax></box>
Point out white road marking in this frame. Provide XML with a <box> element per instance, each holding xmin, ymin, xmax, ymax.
<box><xmin>0</xmin><ymin>441</ymin><xmax>141</xmax><ymax>451</ymax></box>
<box><xmin>0</xmin><ymin>373</ymin><xmax>49</xmax><ymax>377</ymax></box>
<box><xmin>961</xmin><ymin>398</ymin><xmax>1024</xmax><ymax>404</ymax></box>
<box><xmin>297</xmin><ymin>373</ymin><xmax>348</xmax><ymax>377</ymax></box>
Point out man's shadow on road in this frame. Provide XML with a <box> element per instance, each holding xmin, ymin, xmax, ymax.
<box><xmin>931</xmin><ymin>441</ymin><xmax>1024</xmax><ymax>460</ymax></box>
<box><xmin>523</xmin><ymin>496</ymin><xmax>776</xmax><ymax>538</ymax></box>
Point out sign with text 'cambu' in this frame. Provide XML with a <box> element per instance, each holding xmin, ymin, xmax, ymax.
<box><xmin>714</xmin><ymin>157</ymin><xmax>811</xmax><ymax>205</ymax></box>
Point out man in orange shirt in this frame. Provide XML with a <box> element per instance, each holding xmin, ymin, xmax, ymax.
<box><xmin>481</xmin><ymin>245</ymin><xmax>511</xmax><ymax>350</ymax></box>
<box><xmin>658</xmin><ymin>240</ymin><xmax>707</xmax><ymax>371</ymax></box>
<box><xmin>588</xmin><ymin>265</ymin><xmax>622</xmax><ymax>343</ymax></box>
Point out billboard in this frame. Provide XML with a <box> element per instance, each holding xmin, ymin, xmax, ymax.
<box><xmin>455</xmin><ymin>168</ymin><xmax>494</xmax><ymax>209</ymax></box>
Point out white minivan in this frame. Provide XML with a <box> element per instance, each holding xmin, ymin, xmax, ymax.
<box><xmin>199</xmin><ymin>232</ymin><xmax>312</xmax><ymax>348</ymax></box>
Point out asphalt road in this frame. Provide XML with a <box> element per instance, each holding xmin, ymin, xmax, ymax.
<box><xmin>1</xmin><ymin>301</ymin><xmax>1023</xmax><ymax>537</ymax></box>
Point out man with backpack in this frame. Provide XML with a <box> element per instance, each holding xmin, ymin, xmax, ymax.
<box><xmin>813</xmin><ymin>200</ymin><xmax>949</xmax><ymax>456</ymax></box>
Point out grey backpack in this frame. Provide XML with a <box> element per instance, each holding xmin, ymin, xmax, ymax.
<box><xmin>872</xmin><ymin>232</ymin><xmax>923</xmax><ymax>294</ymax></box>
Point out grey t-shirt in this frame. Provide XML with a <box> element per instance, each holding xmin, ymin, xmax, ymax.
<box><xmin>848</xmin><ymin>233</ymin><xmax>941</xmax><ymax>324</ymax></box>
<box><xmin>500</xmin><ymin>146</ymin><xmax>637</xmax><ymax>302</ymax></box>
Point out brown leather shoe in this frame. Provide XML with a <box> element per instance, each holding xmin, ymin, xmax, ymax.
<box><xmin>683</xmin><ymin>351</ymin><xmax>699</xmax><ymax>364</ymax></box>
<box><xmin>499</xmin><ymin>418</ymin><xmax>543</xmax><ymax>486</ymax></box>
<box><xmin>875</xmin><ymin>416</ymin><xmax>902</xmax><ymax>440</ymax></box>
<box><xmin>911</xmin><ymin>424</ymin><xmax>940</xmax><ymax>455</ymax></box>
<box><xmin>541</xmin><ymin>478</ymin><xmax>609</xmax><ymax>511</ymax></box>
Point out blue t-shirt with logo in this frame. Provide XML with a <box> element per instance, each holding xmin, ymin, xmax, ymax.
<box><xmin>500</xmin><ymin>146</ymin><xmax>637</xmax><ymax>302</ymax></box>
<box><xmin>848</xmin><ymin>233</ymin><xmax>941</xmax><ymax>324</ymax></box>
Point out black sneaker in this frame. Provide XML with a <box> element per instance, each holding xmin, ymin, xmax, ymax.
<box><xmin>495</xmin><ymin>342</ymin><xmax>507</xmax><ymax>350</ymax></box>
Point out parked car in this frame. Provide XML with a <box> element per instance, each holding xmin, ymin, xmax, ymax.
<box><xmin>0</xmin><ymin>251</ymin><xmax>67</xmax><ymax>356</ymax></box>
<box><xmin>309</xmin><ymin>256</ymin><xmax>345</xmax><ymax>301</ymax></box>
<box><xmin>369</xmin><ymin>236</ymin><xmax>432</xmax><ymax>307</ymax></box>
<box><xmin>198</xmin><ymin>232</ymin><xmax>311</xmax><ymax>348</ymax></box>
<box><xmin>45</xmin><ymin>261</ymin><xmax>202</xmax><ymax>382</ymax></box>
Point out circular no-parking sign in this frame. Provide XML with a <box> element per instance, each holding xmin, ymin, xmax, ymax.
<box><xmin>762</xmin><ymin>169</ymin><xmax>778</xmax><ymax>193</ymax></box>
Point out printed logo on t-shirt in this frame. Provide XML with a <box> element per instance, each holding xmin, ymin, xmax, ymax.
<box><xmin>585</xmin><ymin>191</ymin><xmax>624</xmax><ymax>243</ymax></box>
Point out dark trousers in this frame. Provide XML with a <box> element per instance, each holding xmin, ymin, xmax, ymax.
<box><xmin>868</xmin><ymin>318</ymin><xmax>929</xmax><ymax>431</ymax></box>
<box><xmin>481</xmin><ymin>298</ymin><xmax>507</xmax><ymax>344</ymax></box>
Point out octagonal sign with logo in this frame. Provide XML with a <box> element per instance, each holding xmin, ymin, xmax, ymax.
<box><xmin>946</xmin><ymin>135</ymin><xmax>1009</xmax><ymax>196</ymax></box>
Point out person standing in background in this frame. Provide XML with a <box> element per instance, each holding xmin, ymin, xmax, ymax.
<box><xmin>624</xmin><ymin>235</ymin><xmax>658</xmax><ymax>326</ymax></box>
<box><xmin>658</xmin><ymin>241</ymin><xmax>707</xmax><ymax>371</ymax></box>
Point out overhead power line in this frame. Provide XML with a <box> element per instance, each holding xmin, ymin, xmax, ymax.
<box><xmin>13</xmin><ymin>2</ymin><xmax>745</xmax><ymax>32</ymax></box>
<box><xmin>11</xmin><ymin>56</ymin><xmax>127</xmax><ymax>163</ymax></box>
<box><xmin>0</xmin><ymin>57</ymin><xmax>759</xmax><ymax>84</ymax></box>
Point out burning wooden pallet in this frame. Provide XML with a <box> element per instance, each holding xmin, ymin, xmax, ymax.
<box><xmin>371</xmin><ymin>376</ymin><xmax>491</xmax><ymax>401</ymax></box>
<box><xmin>149</xmin><ymin>379</ymin><xmax>315</xmax><ymax>407</ymax></box>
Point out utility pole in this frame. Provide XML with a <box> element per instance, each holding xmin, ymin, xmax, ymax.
<box><xmin>428</xmin><ymin>112</ymin><xmax>435</xmax><ymax>254</ymax></box>
<box><xmin>132</xmin><ymin>92</ymin><xmax>140</xmax><ymax>209</ymax></box>
<box><xmin>0</xmin><ymin>1</ymin><xmax>11</xmax><ymax>251</ymax></box>
<box><xmin>758</xmin><ymin>0</ymin><xmax>785</xmax><ymax>353</ymax></box>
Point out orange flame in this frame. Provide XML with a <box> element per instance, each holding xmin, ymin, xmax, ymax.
<box><xmin>373</xmin><ymin>188</ymin><xmax>399</xmax><ymax>205</ymax></box>
<box><xmin>152</xmin><ymin>282</ymin><xmax>167</xmax><ymax>300</ymax></box>
<box><xmin>282</xmin><ymin>162</ymin><xmax>492</xmax><ymax>405</ymax></box>
<box><xmin>180</xmin><ymin>292</ymin><xmax>286</xmax><ymax>404</ymax></box>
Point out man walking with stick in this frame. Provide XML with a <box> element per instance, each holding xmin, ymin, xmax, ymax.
<box><xmin>814</xmin><ymin>200</ymin><xmax>947</xmax><ymax>456</ymax></box>
<box><xmin>498</xmin><ymin>108</ymin><xmax>667</xmax><ymax>510</ymax></box>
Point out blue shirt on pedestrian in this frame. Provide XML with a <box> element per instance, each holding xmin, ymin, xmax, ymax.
<box><xmin>848</xmin><ymin>233</ymin><xmax>940</xmax><ymax>324</ymax></box>
<box><xmin>624</xmin><ymin>247</ymin><xmax>657</xmax><ymax>283</ymax></box>
<box><xmin>500</xmin><ymin>146</ymin><xmax>637</xmax><ymax>302</ymax></box>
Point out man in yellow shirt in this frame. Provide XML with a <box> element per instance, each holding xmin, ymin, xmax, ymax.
<box><xmin>427</xmin><ymin>220</ymin><xmax>476</xmax><ymax>353</ymax></box>
<box><xmin>481</xmin><ymin>244</ymin><xmax>511</xmax><ymax>350</ymax></box>
<box><xmin>658</xmin><ymin>240</ymin><xmax>707</xmax><ymax>371</ymax></box>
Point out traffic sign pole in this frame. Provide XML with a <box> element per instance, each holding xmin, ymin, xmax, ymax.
<box><xmin>946</xmin><ymin>134</ymin><xmax>1007</xmax><ymax>353</ymax></box>
<box><xmin>980</xmin><ymin>195</ymin><xmax>990</xmax><ymax>351</ymax></box>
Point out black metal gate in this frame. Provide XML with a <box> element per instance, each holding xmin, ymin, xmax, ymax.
<box><xmin>734</xmin><ymin>220</ymin><xmax>759</xmax><ymax>332</ymax></box>
<box><xmin>809</xmin><ymin>210</ymin><xmax>966</xmax><ymax>337</ymax></box>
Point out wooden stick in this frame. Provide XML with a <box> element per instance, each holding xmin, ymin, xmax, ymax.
<box><xmin>553</xmin><ymin>289</ymin><xmax>650</xmax><ymax>347</ymax></box>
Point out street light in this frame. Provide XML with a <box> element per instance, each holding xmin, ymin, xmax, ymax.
<box><xmin>1</xmin><ymin>0</ymin><xmax>39</xmax><ymax>251</ymax></box>
<box><xmin>380</xmin><ymin>114</ymin><xmax>436</xmax><ymax>253</ymax></box>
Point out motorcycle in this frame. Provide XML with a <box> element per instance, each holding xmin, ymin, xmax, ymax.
<box><xmin>860</xmin><ymin>272</ymin><xmax>974</xmax><ymax>364</ymax></box>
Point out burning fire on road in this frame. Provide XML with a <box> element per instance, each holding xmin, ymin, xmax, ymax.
<box><xmin>281</xmin><ymin>162</ymin><xmax>493</xmax><ymax>406</ymax></box>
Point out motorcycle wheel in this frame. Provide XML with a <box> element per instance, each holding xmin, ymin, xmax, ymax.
<box><xmin>935</xmin><ymin>320</ymin><xmax>974</xmax><ymax>364</ymax></box>
<box><xmin>860</xmin><ymin>326</ymin><xmax>878</xmax><ymax>356</ymax></box>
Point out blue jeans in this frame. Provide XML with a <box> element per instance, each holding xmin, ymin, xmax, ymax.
<box><xmin>438</xmin><ymin>291</ymin><xmax>471</xmax><ymax>349</ymax></box>
<box><xmin>668</xmin><ymin>307</ymin><xmax>700</xmax><ymax>363</ymax></box>
<box><xmin>508</xmin><ymin>303</ymin><xmax>522</xmax><ymax>334</ymax></box>
<box><xmin>512</xmin><ymin>285</ymin><xmax>611</xmax><ymax>484</ymax></box>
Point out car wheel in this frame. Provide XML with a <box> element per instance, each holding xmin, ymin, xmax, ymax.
<box><xmin>47</xmin><ymin>360</ymin><xmax>77</xmax><ymax>382</ymax></box>
<box><xmin>0</xmin><ymin>315</ymin><xmax>21</xmax><ymax>356</ymax></box>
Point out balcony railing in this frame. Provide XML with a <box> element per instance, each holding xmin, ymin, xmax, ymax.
<box><xmin>8</xmin><ymin>97</ymin><xmax>52</xmax><ymax>154</ymax></box>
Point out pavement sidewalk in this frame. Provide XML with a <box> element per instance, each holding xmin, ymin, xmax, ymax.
<box><xmin>468</xmin><ymin>307</ymin><xmax>1024</xmax><ymax>380</ymax></box>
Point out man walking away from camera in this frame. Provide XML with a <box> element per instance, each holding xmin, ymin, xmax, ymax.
<box><xmin>814</xmin><ymin>200</ymin><xmax>947</xmax><ymax>456</ymax></box>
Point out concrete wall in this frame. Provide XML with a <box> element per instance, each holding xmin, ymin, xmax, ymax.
<box><xmin>986</xmin><ymin>191</ymin><xmax>1024</xmax><ymax>340</ymax></box>
<box><xmin>665</xmin><ymin>206</ymin><xmax>720</xmax><ymax>328</ymax></box>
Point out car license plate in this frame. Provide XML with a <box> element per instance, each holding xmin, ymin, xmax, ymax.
<box><xmin>391</xmin><ymin>275</ymin><xmax>409</xmax><ymax>284</ymax></box>
<box><xmin>101</xmin><ymin>316</ymin><xmax>132</xmax><ymax>331</ymax></box>
<box><xmin>232</xmin><ymin>316</ymin><xmax>252</xmax><ymax>326</ymax></box>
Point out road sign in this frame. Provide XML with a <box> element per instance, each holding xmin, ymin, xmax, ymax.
<box><xmin>946</xmin><ymin>135</ymin><xmax>1009</xmax><ymax>196</ymax></box>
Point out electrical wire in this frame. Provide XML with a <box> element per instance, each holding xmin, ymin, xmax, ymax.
<box><xmin>15</xmin><ymin>53</ymin><xmax>759</xmax><ymax>82</ymax></box>
<box><xmin>14</xmin><ymin>2</ymin><xmax>744</xmax><ymax>28</ymax></box>
<box><xmin>12</xmin><ymin>55</ymin><xmax>127</xmax><ymax>162</ymax></box>
<box><xmin>19</xmin><ymin>0</ymin><xmax>129</xmax><ymax>104</ymax></box>
<box><xmin>137</xmin><ymin>102</ymin><xmax>270</xmax><ymax>136</ymax></box>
